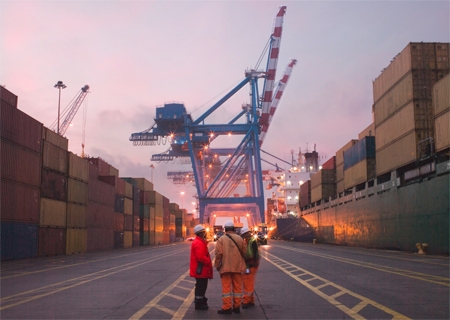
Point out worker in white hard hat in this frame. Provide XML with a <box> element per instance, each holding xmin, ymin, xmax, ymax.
<box><xmin>190</xmin><ymin>224</ymin><xmax>213</xmax><ymax>310</ymax></box>
<box><xmin>214</xmin><ymin>220</ymin><xmax>246</xmax><ymax>314</ymax></box>
<box><xmin>240</xmin><ymin>227</ymin><xmax>260</xmax><ymax>309</ymax></box>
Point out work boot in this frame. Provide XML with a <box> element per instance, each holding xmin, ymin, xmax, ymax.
<box><xmin>202</xmin><ymin>297</ymin><xmax>208</xmax><ymax>306</ymax></box>
<box><xmin>242</xmin><ymin>302</ymin><xmax>255</xmax><ymax>309</ymax></box>
<box><xmin>232</xmin><ymin>307</ymin><xmax>240</xmax><ymax>313</ymax></box>
<box><xmin>217</xmin><ymin>308</ymin><xmax>232</xmax><ymax>314</ymax></box>
<box><xmin>194</xmin><ymin>298</ymin><xmax>208</xmax><ymax>310</ymax></box>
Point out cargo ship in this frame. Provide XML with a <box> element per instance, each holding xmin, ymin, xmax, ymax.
<box><xmin>276</xmin><ymin>42</ymin><xmax>450</xmax><ymax>255</ymax></box>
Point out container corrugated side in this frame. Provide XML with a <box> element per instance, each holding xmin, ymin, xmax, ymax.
<box><xmin>1</xmin><ymin>139</ymin><xmax>41</xmax><ymax>186</ymax></box>
<box><xmin>86</xmin><ymin>201</ymin><xmax>114</xmax><ymax>229</ymax></box>
<box><xmin>1</xmin><ymin>103</ymin><xmax>42</xmax><ymax>153</ymax></box>
<box><xmin>336</xmin><ymin>180</ymin><xmax>345</xmax><ymax>194</ymax></box>
<box><xmin>311</xmin><ymin>184</ymin><xmax>336</xmax><ymax>203</ymax></box>
<box><xmin>162</xmin><ymin>196</ymin><xmax>170</xmax><ymax>208</ymax></box>
<box><xmin>88</xmin><ymin>157</ymin><xmax>111</xmax><ymax>176</ymax></box>
<box><xmin>358</xmin><ymin>123</ymin><xmax>375</xmax><ymax>140</ymax></box>
<box><xmin>134</xmin><ymin>178</ymin><xmax>154</xmax><ymax>191</ymax></box>
<box><xmin>43</xmin><ymin>127</ymin><xmax>68</xmax><ymax>150</ymax></box>
<box><xmin>344</xmin><ymin>159</ymin><xmax>376</xmax><ymax>189</ymax></box>
<box><xmin>41</xmin><ymin>168</ymin><xmax>67</xmax><ymax>201</ymax></box>
<box><xmin>40</xmin><ymin>198</ymin><xmax>67</xmax><ymax>227</ymax></box>
<box><xmin>433</xmin><ymin>73</ymin><xmax>450</xmax><ymax>117</ymax></box>
<box><xmin>66</xmin><ymin>228</ymin><xmax>87</xmax><ymax>254</ymax></box>
<box><xmin>124</xmin><ymin>198</ymin><xmax>133</xmax><ymax>215</ymax></box>
<box><xmin>322</xmin><ymin>156</ymin><xmax>336</xmax><ymax>170</ymax></box>
<box><xmin>42</xmin><ymin>141</ymin><xmax>68</xmax><ymax>174</ymax></box>
<box><xmin>114</xmin><ymin>194</ymin><xmax>125</xmax><ymax>213</ymax></box>
<box><xmin>140</xmin><ymin>204</ymin><xmax>150</xmax><ymax>219</ymax></box>
<box><xmin>336</xmin><ymin>163</ymin><xmax>344</xmax><ymax>183</ymax></box>
<box><xmin>124</xmin><ymin>231</ymin><xmax>132</xmax><ymax>248</ymax></box>
<box><xmin>133</xmin><ymin>231</ymin><xmax>140</xmax><ymax>247</ymax></box>
<box><xmin>311</xmin><ymin>169</ymin><xmax>336</xmax><ymax>189</ymax></box>
<box><xmin>68</xmin><ymin>178</ymin><xmax>88</xmax><ymax>205</ymax></box>
<box><xmin>109</xmin><ymin>165</ymin><xmax>119</xmax><ymax>177</ymax></box>
<box><xmin>39</xmin><ymin>227</ymin><xmax>66</xmax><ymax>256</ymax></box>
<box><xmin>1</xmin><ymin>222</ymin><xmax>38</xmax><ymax>260</ymax></box>
<box><xmin>376</xmin><ymin>130</ymin><xmax>417</xmax><ymax>175</ymax></box>
<box><xmin>435</xmin><ymin>111</ymin><xmax>449</xmax><ymax>152</ymax></box>
<box><xmin>154</xmin><ymin>203</ymin><xmax>164</xmax><ymax>218</ymax></box>
<box><xmin>299</xmin><ymin>180</ymin><xmax>311</xmax><ymax>208</ymax></box>
<box><xmin>114</xmin><ymin>231</ymin><xmax>124</xmax><ymax>249</ymax></box>
<box><xmin>140</xmin><ymin>217</ymin><xmax>150</xmax><ymax>232</ymax></box>
<box><xmin>114</xmin><ymin>212</ymin><xmax>124</xmax><ymax>232</ymax></box>
<box><xmin>343</xmin><ymin>136</ymin><xmax>376</xmax><ymax>170</ymax></box>
<box><xmin>1</xmin><ymin>179</ymin><xmax>40</xmax><ymax>223</ymax></box>
<box><xmin>88</xmin><ymin>178</ymin><xmax>115</xmax><ymax>206</ymax></box>
<box><xmin>155</xmin><ymin>216</ymin><xmax>163</xmax><ymax>233</ymax></box>
<box><xmin>0</xmin><ymin>86</ymin><xmax>18</xmax><ymax>107</ymax></box>
<box><xmin>98</xmin><ymin>175</ymin><xmax>125</xmax><ymax>195</ymax></box>
<box><xmin>68</xmin><ymin>152</ymin><xmax>89</xmax><ymax>182</ymax></box>
<box><xmin>169</xmin><ymin>203</ymin><xmax>180</xmax><ymax>211</ymax></box>
<box><xmin>67</xmin><ymin>203</ymin><xmax>87</xmax><ymax>228</ymax></box>
<box><xmin>336</xmin><ymin>140</ymin><xmax>358</xmax><ymax>165</ymax></box>
<box><xmin>140</xmin><ymin>232</ymin><xmax>150</xmax><ymax>246</ymax></box>
<box><xmin>133</xmin><ymin>215</ymin><xmax>140</xmax><ymax>231</ymax></box>
<box><xmin>87</xmin><ymin>227</ymin><xmax>113</xmax><ymax>252</ymax></box>
<box><xmin>124</xmin><ymin>180</ymin><xmax>133</xmax><ymax>199</ymax></box>
<box><xmin>435</xmin><ymin>43</ymin><xmax>450</xmax><ymax>69</ymax></box>
<box><xmin>125</xmin><ymin>215</ymin><xmax>133</xmax><ymax>231</ymax></box>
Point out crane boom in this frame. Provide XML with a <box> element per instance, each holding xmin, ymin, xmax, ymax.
<box><xmin>56</xmin><ymin>85</ymin><xmax>90</xmax><ymax>136</ymax></box>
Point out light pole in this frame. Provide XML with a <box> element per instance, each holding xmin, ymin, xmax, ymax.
<box><xmin>180</xmin><ymin>191</ymin><xmax>185</xmax><ymax>208</ymax></box>
<box><xmin>149</xmin><ymin>164</ymin><xmax>154</xmax><ymax>183</ymax></box>
<box><xmin>54</xmin><ymin>81</ymin><xmax>67</xmax><ymax>134</ymax></box>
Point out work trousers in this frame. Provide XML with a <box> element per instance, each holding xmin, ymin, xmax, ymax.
<box><xmin>194</xmin><ymin>278</ymin><xmax>208</xmax><ymax>299</ymax></box>
<box><xmin>243</xmin><ymin>267</ymin><xmax>258</xmax><ymax>304</ymax></box>
<box><xmin>220</xmin><ymin>272</ymin><xmax>243</xmax><ymax>310</ymax></box>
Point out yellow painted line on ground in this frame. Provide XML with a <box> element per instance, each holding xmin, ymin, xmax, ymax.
<box><xmin>273</xmin><ymin>244</ymin><xmax>450</xmax><ymax>287</ymax></box>
<box><xmin>0</xmin><ymin>249</ymin><xmax>186</xmax><ymax>311</ymax></box>
<box><xmin>262</xmin><ymin>251</ymin><xmax>410</xmax><ymax>320</ymax></box>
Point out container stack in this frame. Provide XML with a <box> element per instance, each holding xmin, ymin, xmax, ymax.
<box><xmin>335</xmin><ymin>140</ymin><xmax>358</xmax><ymax>195</ymax></box>
<box><xmin>310</xmin><ymin>168</ymin><xmax>336</xmax><ymax>204</ymax></box>
<box><xmin>299</xmin><ymin>180</ymin><xmax>311</xmax><ymax>210</ymax></box>
<box><xmin>65</xmin><ymin>152</ymin><xmax>89</xmax><ymax>255</ymax></box>
<box><xmin>433</xmin><ymin>74</ymin><xmax>449</xmax><ymax>154</ymax></box>
<box><xmin>163</xmin><ymin>196</ymin><xmax>170</xmax><ymax>244</ymax></box>
<box><xmin>1</xmin><ymin>100</ymin><xmax>42</xmax><ymax>260</ymax></box>
<box><xmin>136</xmin><ymin>179</ymin><xmax>154</xmax><ymax>245</ymax></box>
<box><xmin>170</xmin><ymin>203</ymin><xmax>186</xmax><ymax>241</ymax></box>
<box><xmin>373</xmin><ymin>42</ymin><xmax>450</xmax><ymax>175</ymax></box>
<box><xmin>343</xmin><ymin>136</ymin><xmax>376</xmax><ymax>189</ymax></box>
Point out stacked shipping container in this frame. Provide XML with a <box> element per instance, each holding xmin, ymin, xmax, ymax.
<box><xmin>433</xmin><ymin>74</ymin><xmax>449</xmax><ymax>153</ymax></box>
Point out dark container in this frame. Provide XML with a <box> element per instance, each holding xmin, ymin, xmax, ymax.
<box><xmin>300</xmin><ymin>180</ymin><xmax>311</xmax><ymax>208</ymax></box>
<box><xmin>133</xmin><ymin>215</ymin><xmax>140</xmax><ymax>232</ymax></box>
<box><xmin>39</xmin><ymin>227</ymin><xmax>66</xmax><ymax>256</ymax></box>
<box><xmin>88</xmin><ymin>161</ymin><xmax>99</xmax><ymax>179</ymax></box>
<box><xmin>322</xmin><ymin>156</ymin><xmax>336</xmax><ymax>170</ymax></box>
<box><xmin>344</xmin><ymin>136</ymin><xmax>376</xmax><ymax>170</ymax></box>
<box><xmin>114</xmin><ymin>231</ymin><xmax>124</xmax><ymax>249</ymax></box>
<box><xmin>163</xmin><ymin>207</ymin><xmax>170</xmax><ymax>221</ymax></box>
<box><xmin>87</xmin><ymin>157</ymin><xmax>111</xmax><ymax>176</ymax></box>
<box><xmin>1</xmin><ymin>86</ymin><xmax>18</xmax><ymax>108</ymax></box>
<box><xmin>114</xmin><ymin>194</ymin><xmax>125</xmax><ymax>213</ymax></box>
<box><xmin>114</xmin><ymin>212</ymin><xmax>125</xmax><ymax>231</ymax></box>
<box><xmin>133</xmin><ymin>231</ymin><xmax>140</xmax><ymax>247</ymax></box>
<box><xmin>87</xmin><ymin>227</ymin><xmax>114</xmax><ymax>252</ymax></box>
<box><xmin>132</xmin><ymin>186</ymin><xmax>140</xmax><ymax>216</ymax></box>
<box><xmin>1</xmin><ymin>102</ymin><xmax>43</xmax><ymax>153</ymax></box>
<box><xmin>163</xmin><ymin>218</ymin><xmax>170</xmax><ymax>232</ymax></box>
<box><xmin>1</xmin><ymin>222</ymin><xmax>38</xmax><ymax>260</ymax></box>
<box><xmin>98</xmin><ymin>175</ymin><xmax>125</xmax><ymax>196</ymax></box>
<box><xmin>125</xmin><ymin>215</ymin><xmax>133</xmax><ymax>231</ymax></box>
<box><xmin>140</xmin><ymin>231</ymin><xmax>149</xmax><ymax>246</ymax></box>
<box><xmin>1</xmin><ymin>179</ymin><xmax>40</xmax><ymax>223</ymax></box>
<box><xmin>86</xmin><ymin>201</ymin><xmax>114</xmax><ymax>229</ymax></box>
<box><xmin>175</xmin><ymin>217</ymin><xmax>182</xmax><ymax>226</ymax></box>
<box><xmin>88</xmin><ymin>178</ymin><xmax>115</xmax><ymax>206</ymax></box>
<box><xmin>140</xmin><ymin>191</ymin><xmax>150</xmax><ymax>205</ymax></box>
<box><xmin>140</xmin><ymin>217</ymin><xmax>149</xmax><ymax>232</ymax></box>
<box><xmin>162</xmin><ymin>196</ymin><xmax>170</xmax><ymax>208</ymax></box>
<box><xmin>41</xmin><ymin>168</ymin><xmax>67</xmax><ymax>201</ymax></box>
<box><xmin>1</xmin><ymin>139</ymin><xmax>41</xmax><ymax>187</ymax></box>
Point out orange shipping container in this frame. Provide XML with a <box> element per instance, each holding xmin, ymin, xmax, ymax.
<box><xmin>124</xmin><ymin>231</ymin><xmax>132</xmax><ymax>248</ymax></box>
<box><xmin>435</xmin><ymin>111</ymin><xmax>449</xmax><ymax>152</ymax></box>
<box><xmin>433</xmin><ymin>74</ymin><xmax>450</xmax><ymax>116</ymax></box>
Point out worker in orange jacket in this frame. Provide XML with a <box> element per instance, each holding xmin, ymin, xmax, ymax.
<box><xmin>214</xmin><ymin>221</ymin><xmax>246</xmax><ymax>314</ymax></box>
<box><xmin>240</xmin><ymin>227</ymin><xmax>260</xmax><ymax>308</ymax></box>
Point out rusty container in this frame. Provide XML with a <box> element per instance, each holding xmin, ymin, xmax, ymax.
<box><xmin>39</xmin><ymin>227</ymin><xmax>66</xmax><ymax>256</ymax></box>
<box><xmin>87</xmin><ymin>227</ymin><xmax>114</xmax><ymax>252</ymax></box>
<box><xmin>1</xmin><ymin>139</ymin><xmax>41</xmax><ymax>186</ymax></box>
<box><xmin>88</xmin><ymin>178</ymin><xmax>115</xmax><ymax>206</ymax></box>
<box><xmin>1</xmin><ymin>179</ymin><xmax>40</xmax><ymax>223</ymax></box>
<box><xmin>42</xmin><ymin>141</ymin><xmax>68</xmax><ymax>174</ymax></box>
<box><xmin>67</xmin><ymin>178</ymin><xmax>88</xmax><ymax>205</ymax></box>
<box><xmin>114</xmin><ymin>212</ymin><xmax>125</xmax><ymax>232</ymax></box>
<box><xmin>41</xmin><ymin>168</ymin><xmax>67</xmax><ymax>201</ymax></box>
<box><xmin>114</xmin><ymin>231</ymin><xmax>124</xmax><ymax>249</ymax></box>
<box><xmin>66</xmin><ymin>228</ymin><xmax>87</xmax><ymax>254</ymax></box>
<box><xmin>40</xmin><ymin>198</ymin><xmax>66</xmax><ymax>227</ymax></box>
<box><xmin>1</xmin><ymin>103</ymin><xmax>42</xmax><ymax>153</ymax></box>
<box><xmin>133</xmin><ymin>231</ymin><xmax>140</xmax><ymax>247</ymax></box>
<box><xmin>299</xmin><ymin>180</ymin><xmax>311</xmax><ymax>208</ymax></box>
<box><xmin>67</xmin><ymin>203</ymin><xmax>87</xmax><ymax>228</ymax></box>
<box><xmin>86</xmin><ymin>201</ymin><xmax>114</xmax><ymax>229</ymax></box>
<box><xmin>133</xmin><ymin>215</ymin><xmax>140</xmax><ymax>232</ymax></box>
<box><xmin>124</xmin><ymin>215</ymin><xmax>133</xmax><ymax>231</ymax></box>
<box><xmin>68</xmin><ymin>152</ymin><xmax>89</xmax><ymax>182</ymax></box>
<box><xmin>99</xmin><ymin>175</ymin><xmax>125</xmax><ymax>195</ymax></box>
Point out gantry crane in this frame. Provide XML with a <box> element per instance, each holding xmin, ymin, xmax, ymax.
<box><xmin>130</xmin><ymin>6</ymin><xmax>293</xmax><ymax>226</ymax></box>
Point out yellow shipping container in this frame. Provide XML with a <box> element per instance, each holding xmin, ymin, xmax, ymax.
<box><xmin>42</xmin><ymin>141</ymin><xmax>68</xmax><ymax>173</ymax></box>
<box><xmin>336</xmin><ymin>179</ymin><xmax>344</xmax><ymax>194</ymax></box>
<box><xmin>435</xmin><ymin>111</ymin><xmax>449</xmax><ymax>152</ymax></box>
<box><xmin>66</xmin><ymin>228</ymin><xmax>87</xmax><ymax>254</ymax></box>
<box><xmin>150</xmin><ymin>206</ymin><xmax>156</xmax><ymax>220</ymax></box>
<box><xmin>310</xmin><ymin>184</ymin><xmax>336</xmax><ymax>203</ymax></box>
<box><xmin>124</xmin><ymin>231</ymin><xmax>132</xmax><ymax>248</ymax></box>
<box><xmin>336</xmin><ymin>163</ymin><xmax>344</xmax><ymax>182</ymax></box>
<box><xmin>40</xmin><ymin>198</ymin><xmax>66</xmax><ymax>227</ymax></box>
<box><xmin>68</xmin><ymin>178</ymin><xmax>88</xmax><ymax>205</ymax></box>
<box><xmin>43</xmin><ymin>127</ymin><xmax>68</xmax><ymax>150</ymax></box>
<box><xmin>124</xmin><ymin>198</ymin><xmax>133</xmax><ymax>215</ymax></box>
<box><xmin>68</xmin><ymin>152</ymin><xmax>89</xmax><ymax>182</ymax></box>
<box><xmin>124</xmin><ymin>180</ymin><xmax>133</xmax><ymax>199</ymax></box>
<box><xmin>344</xmin><ymin>159</ymin><xmax>376</xmax><ymax>189</ymax></box>
<box><xmin>67</xmin><ymin>203</ymin><xmax>86</xmax><ymax>228</ymax></box>
<box><xmin>376</xmin><ymin>130</ymin><xmax>417</xmax><ymax>175</ymax></box>
<box><xmin>134</xmin><ymin>178</ymin><xmax>154</xmax><ymax>191</ymax></box>
<box><xmin>154</xmin><ymin>203</ymin><xmax>164</xmax><ymax>218</ymax></box>
<box><xmin>155</xmin><ymin>231</ymin><xmax>163</xmax><ymax>245</ymax></box>
<box><xmin>109</xmin><ymin>165</ymin><xmax>119</xmax><ymax>177</ymax></box>
<box><xmin>433</xmin><ymin>74</ymin><xmax>450</xmax><ymax>116</ymax></box>
<box><xmin>358</xmin><ymin>123</ymin><xmax>375</xmax><ymax>140</ymax></box>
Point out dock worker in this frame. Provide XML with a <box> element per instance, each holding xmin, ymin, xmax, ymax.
<box><xmin>240</xmin><ymin>227</ymin><xmax>260</xmax><ymax>308</ymax></box>
<box><xmin>214</xmin><ymin>220</ymin><xmax>246</xmax><ymax>314</ymax></box>
<box><xmin>190</xmin><ymin>224</ymin><xmax>213</xmax><ymax>310</ymax></box>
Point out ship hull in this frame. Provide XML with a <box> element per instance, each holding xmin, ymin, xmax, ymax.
<box><xmin>275</xmin><ymin>218</ymin><xmax>314</xmax><ymax>242</ymax></box>
<box><xmin>300</xmin><ymin>172</ymin><xmax>449</xmax><ymax>255</ymax></box>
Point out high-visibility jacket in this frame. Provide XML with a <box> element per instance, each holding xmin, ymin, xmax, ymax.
<box><xmin>244</xmin><ymin>237</ymin><xmax>260</xmax><ymax>268</ymax></box>
<box><xmin>190</xmin><ymin>236</ymin><xmax>213</xmax><ymax>279</ymax></box>
<box><xmin>214</xmin><ymin>231</ymin><xmax>246</xmax><ymax>275</ymax></box>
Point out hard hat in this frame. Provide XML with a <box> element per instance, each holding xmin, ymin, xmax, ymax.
<box><xmin>240</xmin><ymin>227</ymin><xmax>250</xmax><ymax>235</ymax></box>
<box><xmin>224</xmin><ymin>221</ymin><xmax>234</xmax><ymax>228</ymax></box>
<box><xmin>194</xmin><ymin>224</ymin><xmax>205</xmax><ymax>234</ymax></box>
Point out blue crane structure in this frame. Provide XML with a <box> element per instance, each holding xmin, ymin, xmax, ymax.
<box><xmin>130</xmin><ymin>6</ymin><xmax>293</xmax><ymax>227</ymax></box>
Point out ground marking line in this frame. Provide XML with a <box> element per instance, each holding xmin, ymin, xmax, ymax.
<box><xmin>274</xmin><ymin>244</ymin><xmax>450</xmax><ymax>286</ymax></box>
<box><xmin>154</xmin><ymin>304</ymin><xmax>176</xmax><ymax>316</ymax></box>
<box><xmin>0</xmin><ymin>249</ymin><xmax>186</xmax><ymax>311</ymax></box>
<box><xmin>262</xmin><ymin>251</ymin><xmax>411</xmax><ymax>320</ymax></box>
<box><xmin>166</xmin><ymin>293</ymin><xmax>186</xmax><ymax>301</ymax></box>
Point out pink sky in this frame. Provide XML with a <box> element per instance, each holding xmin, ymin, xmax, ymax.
<box><xmin>1</xmin><ymin>1</ymin><xmax>449</xmax><ymax>211</ymax></box>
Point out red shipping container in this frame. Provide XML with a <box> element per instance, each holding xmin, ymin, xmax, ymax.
<box><xmin>1</xmin><ymin>179</ymin><xmax>40</xmax><ymax>223</ymax></box>
<box><xmin>114</xmin><ymin>212</ymin><xmax>124</xmax><ymax>232</ymax></box>
<box><xmin>140</xmin><ymin>190</ymin><xmax>149</xmax><ymax>205</ymax></box>
<box><xmin>1</xmin><ymin>102</ymin><xmax>43</xmax><ymax>153</ymax></box>
<box><xmin>163</xmin><ymin>207</ymin><xmax>170</xmax><ymax>221</ymax></box>
<box><xmin>140</xmin><ymin>217</ymin><xmax>149</xmax><ymax>232</ymax></box>
<box><xmin>39</xmin><ymin>227</ymin><xmax>66</xmax><ymax>256</ymax></box>
<box><xmin>41</xmin><ymin>168</ymin><xmax>67</xmax><ymax>201</ymax></box>
<box><xmin>88</xmin><ymin>161</ymin><xmax>99</xmax><ymax>179</ymax></box>
<box><xmin>125</xmin><ymin>215</ymin><xmax>133</xmax><ymax>231</ymax></box>
<box><xmin>86</xmin><ymin>201</ymin><xmax>114</xmax><ymax>229</ymax></box>
<box><xmin>322</xmin><ymin>156</ymin><xmax>336</xmax><ymax>170</ymax></box>
<box><xmin>1</xmin><ymin>139</ymin><xmax>41</xmax><ymax>187</ymax></box>
<box><xmin>87</xmin><ymin>227</ymin><xmax>114</xmax><ymax>252</ymax></box>
<box><xmin>133</xmin><ymin>231</ymin><xmax>140</xmax><ymax>247</ymax></box>
<box><xmin>88</xmin><ymin>158</ymin><xmax>111</xmax><ymax>176</ymax></box>
<box><xmin>1</xmin><ymin>86</ymin><xmax>18</xmax><ymax>108</ymax></box>
<box><xmin>98</xmin><ymin>175</ymin><xmax>125</xmax><ymax>195</ymax></box>
<box><xmin>133</xmin><ymin>215</ymin><xmax>140</xmax><ymax>232</ymax></box>
<box><xmin>163</xmin><ymin>196</ymin><xmax>170</xmax><ymax>208</ymax></box>
<box><xmin>88</xmin><ymin>178</ymin><xmax>115</xmax><ymax>206</ymax></box>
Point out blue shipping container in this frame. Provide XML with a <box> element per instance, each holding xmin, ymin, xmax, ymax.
<box><xmin>1</xmin><ymin>222</ymin><xmax>38</xmax><ymax>260</ymax></box>
<box><xmin>343</xmin><ymin>136</ymin><xmax>376</xmax><ymax>170</ymax></box>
